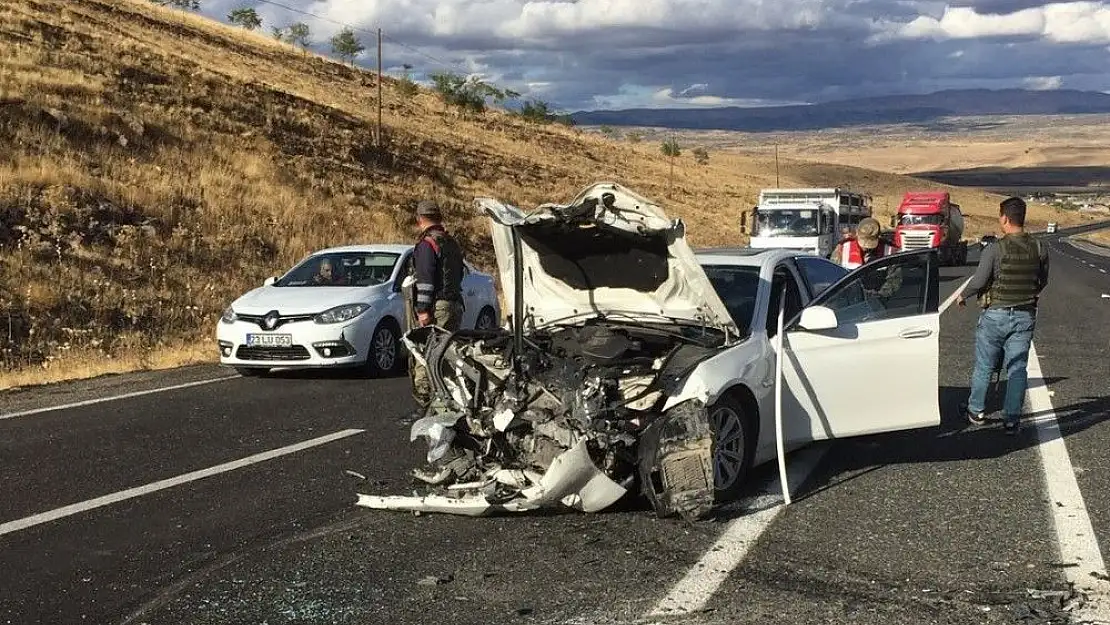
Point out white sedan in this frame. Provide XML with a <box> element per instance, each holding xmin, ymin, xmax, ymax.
<box><xmin>363</xmin><ymin>182</ymin><xmax>942</xmax><ymax>519</ymax></box>
<box><xmin>217</xmin><ymin>244</ymin><xmax>501</xmax><ymax>377</ymax></box>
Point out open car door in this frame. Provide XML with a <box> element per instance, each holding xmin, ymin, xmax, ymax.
<box><xmin>778</xmin><ymin>248</ymin><xmax>941</xmax><ymax>442</ymax></box>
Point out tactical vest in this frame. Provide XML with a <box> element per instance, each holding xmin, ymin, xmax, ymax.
<box><xmin>988</xmin><ymin>233</ymin><xmax>1042</xmax><ymax>308</ymax></box>
<box><xmin>417</xmin><ymin>227</ymin><xmax>464</xmax><ymax>303</ymax></box>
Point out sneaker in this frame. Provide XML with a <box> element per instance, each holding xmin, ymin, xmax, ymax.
<box><xmin>1003</xmin><ymin>420</ymin><xmax>1020</xmax><ymax>435</ymax></box>
<box><xmin>960</xmin><ymin>402</ymin><xmax>987</xmax><ymax>425</ymax></box>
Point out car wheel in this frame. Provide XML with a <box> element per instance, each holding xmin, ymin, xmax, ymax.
<box><xmin>475</xmin><ymin>306</ymin><xmax>498</xmax><ymax>330</ymax></box>
<box><xmin>709</xmin><ymin>396</ymin><xmax>755</xmax><ymax>501</ymax></box>
<box><xmin>365</xmin><ymin>318</ymin><xmax>402</xmax><ymax>377</ymax></box>
<box><xmin>235</xmin><ymin>367</ymin><xmax>270</xmax><ymax>377</ymax></box>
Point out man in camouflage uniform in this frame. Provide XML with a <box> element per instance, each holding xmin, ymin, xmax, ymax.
<box><xmin>957</xmin><ymin>197</ymin><xmax>1050</xmax><ymax>434</ymax></box>
<box><xmin>404</xmin><ymin>199</ymin><xmax>466</xmax><ymax>408</ymax></box>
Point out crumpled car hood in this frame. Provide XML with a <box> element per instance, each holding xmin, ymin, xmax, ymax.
<box><xmin>476</xmin><ymin>182</ymin><xmax>739</xmax><ymax>336</ymax></box>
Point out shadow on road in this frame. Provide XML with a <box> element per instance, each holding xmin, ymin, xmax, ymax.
<box><xmin>789</xmin><ymin>381</ymin><xmax>1110</xmax><ymax>505</ymax></box>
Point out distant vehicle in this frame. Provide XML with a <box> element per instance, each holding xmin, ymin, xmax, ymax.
<box><xmin>217</xmin><ymin>244</ymin><xmax>501</xmax><ymax>377</ymax></box>
<box><xmin>1047</xmin><ymin>222</ymin><xmax>1058</xmax><ymax>233</ymax></box>
<box><xmin>892</xmin><ymin>191</ymin><xmax>967</xmax><ymax>266</ymax></box>
<box><xmin>979</xmin><ymin>234</ymin><xmax>997</xmax><ymax>248</ymax></box>
<box><xmin>741</xmin><ymin>187</ymin><xmax>872</xmax><ymax>258</ymax></box>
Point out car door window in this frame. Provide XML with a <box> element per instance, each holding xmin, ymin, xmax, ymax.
<box><xmin>795</xmin><ymin>256</ymin><xmax>848</xmax><ymax>298</ymax></box>
<box><xmin>810</xmin><ymin>250</ymin><xmax>937</xmax><ymax>326</ymax></box>
<box><xmin>765</xmin><ymin>265</ymin><xmax>804</xmax><ymax>338</ymax></box>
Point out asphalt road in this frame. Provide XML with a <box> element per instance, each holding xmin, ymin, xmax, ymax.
<box><xmin>1</xmin><ymin>226</ymin><xmax>1108</xmax><ymax>625</ymax></box>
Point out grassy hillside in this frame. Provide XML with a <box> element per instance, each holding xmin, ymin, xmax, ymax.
<box><xmin>0</xmin><ymin>0</ymin><xmax>1087</xmax><ymax>389</ymax></box>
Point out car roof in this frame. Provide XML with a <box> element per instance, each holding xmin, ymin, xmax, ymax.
<box><xmin>308</xmin><ymin>243</ymin><xmax>413</xmax><ymax>256</ymax></box>
<box><xmin>694</xmin><ymin>247</ymin><xmax>811</xmax><ymax>266</ymax></box>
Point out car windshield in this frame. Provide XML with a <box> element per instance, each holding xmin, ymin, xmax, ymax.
<box><xmin>754</xmin><ymin>209</ymin><xmax>818</xmax><ymax>237</ymax></box>
<box><xmin>899</xmin><ymin>213</ymin><xmax>944</xmax><ymax>226</ymax></box>
<box><xmin>274</xmin><ymin>252</ymin><xmax>401</xmax><ymax>287</ymax></box>
<box><xmin>701</xmin><ymin>264</ymin><xmax>761</xmax><ymax>337</ymax></box>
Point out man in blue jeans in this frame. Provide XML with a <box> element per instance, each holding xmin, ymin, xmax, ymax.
<box><xmin>957</xmin><ymin>197</ymin><xmax>1050</xmax><ymax>434</ymax></box>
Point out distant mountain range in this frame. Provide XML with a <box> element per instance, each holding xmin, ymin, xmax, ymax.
<box><xmin>569</xmin><ymin>89</ymin><xmax>1110</xmax><ymax>132</ymax></box>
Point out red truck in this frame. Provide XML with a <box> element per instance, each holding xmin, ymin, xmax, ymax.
<box><xmin>892</xmin><ymin>191</ymin><xmax>967</xmax><ymax>266</ymax></box>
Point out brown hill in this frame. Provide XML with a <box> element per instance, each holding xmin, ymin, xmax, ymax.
<box><xmin>0</xmin><ymin>0</ymin><xmax>1087</xmax><ymax>388</ymax></box>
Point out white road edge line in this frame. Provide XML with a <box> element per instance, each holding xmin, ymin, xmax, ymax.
<box><xmin>0</xmin><ymin>428</ymin><xmax>365</xmax><ymax>537</ymax></box>
<box><xmin>940</xmin><ymin>276</ymin><xmax>974</xmax><ymax>314</ymax></box>
<box><xmin>0</xmin><ymin>376</ymin><xmax>240</xmax><ymax>421</ymax></box>
<box><xmin>644</xmin><ymin>445</ymin><xmax>830</xmax><ymax>619</ymax></box>
<box><xmin>1027</xmin><ymin>343</ymin><xmax>1110</xmax><ymax>621</ymax></box>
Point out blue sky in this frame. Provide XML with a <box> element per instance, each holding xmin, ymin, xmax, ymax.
<box><xmin>203</xmin><ymin>0</ymin><xmax>1110</xmax><ymax>111</ymax></box>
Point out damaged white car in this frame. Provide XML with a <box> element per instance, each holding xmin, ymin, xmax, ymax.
<box><xmin>357</xmin><ymin>182</ymin><xmax>942</xmax><ymax>520</ymax></box>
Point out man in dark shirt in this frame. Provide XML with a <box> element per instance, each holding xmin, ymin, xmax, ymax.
<box><xmin>957</xmin><ymin>197</ymin><xmax>1050</xmax><ymax>434</ymax></box>
<box><xmin>406</xmin><ymin>199</ymin><xmax>466</xmax><ymax>407</ymax></box>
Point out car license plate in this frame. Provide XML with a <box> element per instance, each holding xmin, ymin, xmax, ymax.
<box><xmin>246</xmin><ymin>333</ymin><xmax>292</xmax><ymax>347</ymax></box>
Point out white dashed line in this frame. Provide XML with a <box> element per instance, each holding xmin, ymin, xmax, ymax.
<box><xmin>0</xmin><ymin>376</ymin><xmax>240</xmax><ymax>421</ymax></box>
<box><xmin>1027</xmin><ymin>344</ymin><xmax>1110</xmax><ymax>621</ymax></box>
<box><xmin>0</xmin><ymin>429</ymin><xmax>366</xmax><ymax>537</ymax></box>
<box><xmin>644</xmin><ymin>445</ymin><xmax>829</xmax><ymax>619</ymax></box>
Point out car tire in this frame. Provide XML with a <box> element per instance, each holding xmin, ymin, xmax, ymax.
<box><xmin>475</xmin><ymin>306</ymin><xmax>498</xmax><ymax>330</ymax></box>
<box><xmin>708</xmin><ymin>395</ymin><xmax>756</xmax><ymax>502</ymax></box>
<box><xmin>365</xmin><ymin>317</ymin><xmax>402</xmax><ymax>377</ymax></box>
<box><xmin>235</xmin><ymin>367</ymin><xmax>270</xmax><ymax>377</ymax></box>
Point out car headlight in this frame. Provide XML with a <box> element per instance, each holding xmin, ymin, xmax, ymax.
<box><xmin>221</xmin><ymin>307</ymin><xmax>237</xmax><ymax>324</ymax></box>
<box><xmin>314</xmin><ymin>303</ymin><xmax>370</xmax><ymax>324</ymax></box>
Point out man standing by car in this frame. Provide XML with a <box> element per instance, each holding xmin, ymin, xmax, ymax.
<box><xmin>831</xmin><ymin>217</ymin><xmax>892</xmax><ymax>269</ymax></box>
<box><xmin>957</xmin><ymin>197</ymin><xmax>1050</xmax><ymax>434</ymax></box>
<box><xmin>405</xmin><ymin>199</ymin><xmax>466</xmax><ymax>407</ymax></box>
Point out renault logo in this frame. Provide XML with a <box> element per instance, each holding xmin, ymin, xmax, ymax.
<box><xmin>262</xmin><ymin>310</ymin><xmax>280</xmax><ymax>330</ymax></box>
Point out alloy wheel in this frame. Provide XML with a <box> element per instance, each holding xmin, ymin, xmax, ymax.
<box><xmin>710</xmin><ymin>404</ymin><xmax>747</xmax><ymax>492</ymax></box>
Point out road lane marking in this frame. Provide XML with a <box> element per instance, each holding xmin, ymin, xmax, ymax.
<box><xmin>0</xmin><ymin>376</ymin><xmax>240</xmax><ymax>421</ymax></box>
<box><xmin>940</xmin><ymin>276</ymin><xmax>974</xmax><ymax>313</ymax></box>
<box><xmin>1027</xmin><ymin>344</ymin><xmax>1110</xmax><ymax>620</ymax></box>
<box><xmin>0</xmin><ymin>429</ymin><xmax>365</xmax><ymax>537</ymax></box>
<box><xmin>645</xmin><ymin>445</ymin><xmax>829</xmax><ymax>618</ymax></box>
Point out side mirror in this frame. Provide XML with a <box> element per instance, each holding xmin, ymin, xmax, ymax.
<box><xmin>889</xmin><ymin>216</ymin><xmax>896</xmax><ymax>228</ymax></box>
<box><xmin>797</xmin><ymin>305</ymin><xmax>838</xmax><ymax>331</ymax></box>
<box><xmin>739</xmin><ymin>211</ymin><xmax>747</xmax><ymax>233</ymax></box>
<box><xmin>263</xmin><ymin>276</ymin><xmax>276</xmax><ymax>286</ymax></box>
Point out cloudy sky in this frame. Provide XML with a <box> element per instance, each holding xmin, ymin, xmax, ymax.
<box><xmin>202</xmin><ymin>0</ymin><xmax>1110</xmax><ymax>111</ymax></box>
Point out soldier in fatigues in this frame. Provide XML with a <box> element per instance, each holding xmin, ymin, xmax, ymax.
<box><xmin>404</xmin><ymin>199</ymin><xmax>466</xmax><ymax>408</ymax></box>
<box><xmin>957</xmin><ymin>197</ymin><xmax>1050</xmax><ymax>434</ymax></box>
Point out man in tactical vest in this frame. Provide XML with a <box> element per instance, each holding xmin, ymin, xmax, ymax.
<box><xmin>405</xmin><ymin>199</ymin><xmax>466</xmax><ymax>407</ymax></box>
<box><xmin>957</xmin><ymin>197</ymin><xmax>1050</xmax><ymax>434</ymax></box>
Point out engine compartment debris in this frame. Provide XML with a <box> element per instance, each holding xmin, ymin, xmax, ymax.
<box><xmin>356</xmin><ymin>183</ymin><xmax>742</xmax><ymax>520</ymax></box>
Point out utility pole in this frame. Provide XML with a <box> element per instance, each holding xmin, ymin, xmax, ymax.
<box><xmin>376</xmin><ymin>28</ymin><xmax>383</xmax><ymax>147</ymax></box>
<box><xmin>774</xmin><ymin>143</ymin><xmax>780</xmax><ymax>187</ymax></box>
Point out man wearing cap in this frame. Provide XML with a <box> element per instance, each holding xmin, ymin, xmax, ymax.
<box><xmin>957</xmin><ymin>196</ymin><xmax>1050</xmax><ymax>434</ymax></box>
<box><xmin>832</xmin><ymin>217</ymin><xmax>893</xmax><ymax>269</ymax></box>
<box><xmin>406</xmin><ymin>199</ymin><xmax>466</xmax><ymax>407</ymax></box>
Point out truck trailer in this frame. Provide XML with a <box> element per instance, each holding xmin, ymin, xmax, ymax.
<box><xmin>892</xmin><ymin>191</ymin><xmax>967</xmax><ymax>266</ymax></box>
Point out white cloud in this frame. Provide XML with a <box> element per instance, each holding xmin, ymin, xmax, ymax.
<box><xmin>1024</xmin><ymin>75</ymin><xmax>1064</xmax><ymax>89</ymax></box>
<box><xmin>201</xmin><ymin>1</ymin><xmax>1110</xmax><ymax>109</ymax></box>
<box><xmin>876</xmin><ymin>1</ymin><xmax>1110</xmax><ymax>44</ymax></box>
<box><xmin>591</xmin><ymin>85</ymin><xmax>810</xmax><ymax>109</ymax></box>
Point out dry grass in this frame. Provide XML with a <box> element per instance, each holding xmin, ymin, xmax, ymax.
<box><xmin>1078</xmin><ymin>228</ymin><xmax>1110</xmax><ymax>247</ymax></box>
<box><xmin>0</xmin><ymin>0</ymin><xmax>1098</xmax><ymax>387</ymax></box>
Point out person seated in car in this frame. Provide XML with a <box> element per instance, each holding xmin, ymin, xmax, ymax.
<box><xmin>312</xmin><ymin>258</ymin><xmax>344</xmax><ymax>285</ymax></box>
